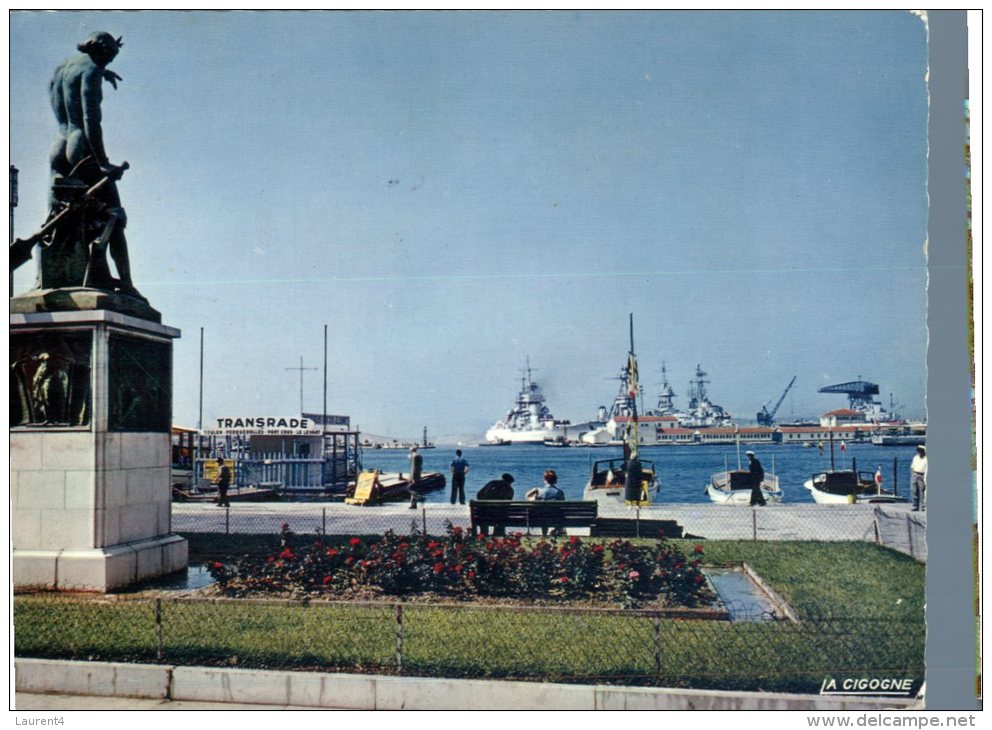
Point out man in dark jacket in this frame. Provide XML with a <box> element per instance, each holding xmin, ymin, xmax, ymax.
<box><xmin>215</xmin><ymin>457</ymin><xmax>232</xmax><ymax>507</ymax></box>
<box><xmin>476</xmin><ymin>473</ymin><xmax>515</xmax><ymax>536</ymax></box>
<box><xmin>478</xmin><ymin>473</ymin><xmax>515</xmax><ymax>501</ymax></box>
<box><xmin>747</xmin><ymin>451</ymin><xmax>766</xmax><ymax>506</ymax></box>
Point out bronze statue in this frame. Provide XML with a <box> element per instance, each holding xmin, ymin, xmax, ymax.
<box><xmin>10</xmin><ymin>32</ymin><xmax>143</xmax><ymax>300</ymax></box>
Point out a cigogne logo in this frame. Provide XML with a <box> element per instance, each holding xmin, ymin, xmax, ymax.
<box><xmin>819</xmin><ymin>677</ymin><xmax>918</xmax><ymax>696</ymax></box>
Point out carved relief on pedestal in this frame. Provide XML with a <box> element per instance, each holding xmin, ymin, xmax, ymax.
<box><xmin>10</xmin><ymin>332</ymin><xmax>92</xmax><ymax>427</ymax></box>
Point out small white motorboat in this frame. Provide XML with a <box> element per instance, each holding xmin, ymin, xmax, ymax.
<box><xmin>706</xmin><ymin>469</ymin><xmax>783</xmax><ymax>504</ymax></box>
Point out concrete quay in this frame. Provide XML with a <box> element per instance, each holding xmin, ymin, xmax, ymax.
<box><xmin>15</xmin><ymin>659</ymin><xmax>919</xmax><ymax>711</ymax></box>
<box><xmin>171</xmin><ymin>501</ymin><xmax>925</xmax><ymax>559</ymax></box>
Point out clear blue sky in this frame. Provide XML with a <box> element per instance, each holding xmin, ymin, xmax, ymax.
<box><xmin>10</xmin><ymin>11</ymin><xmax>930</xmax><ymax>440</ymax></box>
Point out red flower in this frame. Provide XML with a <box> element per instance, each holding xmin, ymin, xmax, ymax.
<box><xmin>211</xmin><ymin>561</ymin><xmax>223</xmax><ymax>569</ymax></box>
<box><xmin>322</xmin><ymin>576</ymin><xmax>332</xmax><ymax>585</ymax></box>
<box><xmin>349</xmin><ymin>537</ymin><xmax>362</xmax><ymax>546</ymax></box>
<box><xmin>628</xmin><ymin>570</ymin><xmax>640</xmax><ymax>580</ymax></box>
<box><xmin>427</xmin><ymin>541</ymin><xmax>440</xmax><ymax>549</ymax></box>
<box><xmin>326</xmin><ymin>548</ymin><xmax>338</xmax><ymax>557</ymax></box>
<box><xmin>693</xmin><ymin>544</ymin><xmax>704</xmax><ymax>554</ymax></box>
<box><xmin>569</xmin><ymin>536</ymin><xmax>580</xmax><ymax>545</ymax></box>
<box><xmin>432</xmin><ymin>550</ymin><xmax>443</xmax><ymax>558</ymax></box>
<box><xmin>468</xmin><ymin>570</ymin><xmax>476</xmax><ymax>579</ymax></box>
<box><xmin>560</xmin><ymin>576</ymin><xmax>569</xmax><ymax>584</ymax></box>
<box><xmin>345</xmin><ymin>556</ymin><xmax>354</xmax><ymax>564</ymax></box>
<box><xmin>433</xmin><ymin>562</ymin><xmax>444</xmax><ymax>574</ymax></box>
<box><xmin>454</xmin><ymin>564</ymin><xmax>463</xmax><ymax>572</ymax></box>
<box><xmin>695</xmin><ymin>574</ymin><xmax>704</xmax><ymax>584</ymax></box>
<box><xmin>592</xmin><ymin>544</ymin><xmax>605</xmax><ymax>554</ymax></box>
<box><xmin>453</xmin><ymin>526</ymin><xmax>463</xmax><ymax>535</ymax></box>
<box><xmin>280</xmin><ymin>522</ymin><xmax>290</xmax><ymax>531</ymax></box>
<box><xmin>266</xmin><ymin>556</ymin><xmax>275</xmax><ymax>563</ymax></box>
<box><xmin>486</xmin><ymin>542</ymin><xmax>495</xmax><ymax>551</ymax></box>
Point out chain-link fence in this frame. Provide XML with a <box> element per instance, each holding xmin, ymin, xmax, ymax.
<box><xmin>171</xmin><ymin>502</ymin><xmax>925</xmax><ymax>560</ymax></box>
<box><xmin>13</xmin><ymin>594</ymin><xmax>923</xmax><ymax>695</ymax></box>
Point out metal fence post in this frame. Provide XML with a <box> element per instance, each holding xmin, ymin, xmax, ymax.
<box><xmin>422</xmin><ymin>506</ymin><xmax>427</xmax><ymax>536</ymax></box>
<box><xmin>873</xmin><ymin>517</ymin><xmax>880</xmax><ymax>544</ymax></box>
<box><xmin>635</xmin><ymin>507</ymin><xmax>641</xmax><ymax>538</ymax></box>
<box><xmin>395</xmin><ymin>603</ymin><xmax>404</xmax><ymax>670</ymax></box>
<box><xmin>907</xmin><ymin>516</ymin><xmax>915</xmax><ymax>559</ymax></box>
<box><xmin>155</xmin><ymin>598</ymin><xmax>164</xmax><ymax>661</ymax></box>
<box><xmin>752</xmin><ymin>508</ymin><xmax>757</xmax><ymax>541</ymax></box>
<box><xmin>322</xmin><ymin>507</ymin><xmax>327</xmax><ymax>537</ymax></box>
<box><xmin>652</xmin><ymin>615</ymin><xmax>662</xmax><ymax>677</ymax></box>
<box><xmin>225</xmin><ymin>506</ymin><xmax>230</xmax><ymax>535</ymax></box>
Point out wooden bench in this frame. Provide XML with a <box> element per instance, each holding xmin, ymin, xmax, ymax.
<box><xmin>469</xmin><ymin>500</ymin><xmax>598</xmax><ymax>536</ymax></box>
<box><xmin>589</xmin><ymin>517</ymin><xmax>684</xmax><ymax>539</ymax></box>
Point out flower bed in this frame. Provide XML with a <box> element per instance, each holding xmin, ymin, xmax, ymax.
<box><xmin>208</xmin><ymin>523</ymin><xmax>715</xmax><ymax>609</ymax></box>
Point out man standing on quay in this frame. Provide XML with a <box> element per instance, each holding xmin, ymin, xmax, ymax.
<box><xmin>449</xmin><ymin>449</ymin><xmax>470</xmax><ymax>505</ymax></box>
<box><xmin>215</xmin><ymin>457</ymin><xmax>232</xmax><ymax>508</ymax></box>
<box><xmin>747</xmin><ymin>451</ymin><xmax>767</xmax><ymax>506</ymax></box>
<box><xmin>910</xmin><ymin>446</ymin><xmax>927</xmax><ymax>511</ymax></box>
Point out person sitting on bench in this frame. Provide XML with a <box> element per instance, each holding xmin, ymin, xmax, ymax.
<box><xmin>526</xmin><ymin>469</ymin><xmax>565</xmax><ymax>536</ymax></box>
<box><xmin>476</xmin><ymin>473</ymin><xmax>515</xmax><ymax>536</ymax></box>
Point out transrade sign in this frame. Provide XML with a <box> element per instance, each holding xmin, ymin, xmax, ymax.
<box><xmin>202</xmin><ymin>417</ymin><xmax>322</xmax><ymax>436</ymax></box>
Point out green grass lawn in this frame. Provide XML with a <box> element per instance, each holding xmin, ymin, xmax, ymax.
<box><xmin>14</xmin><ymin>539</ymin><xmax>924</xmax><ymax>693</ymax></box>
<box><xmin>673</xmin><ymin>540</ymin><xmax>925</xmax><ymax>620</ymax></box>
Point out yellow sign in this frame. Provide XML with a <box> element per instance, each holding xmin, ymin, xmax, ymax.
<box><xmin>345</xmin><ymin>471</ymin><xmax>380</xmax><ymax>505</ymax></box>
<box><xmin>203</xmin><ymin>459</ymin><xmax>236</xmax><ymax>484</ymax></box>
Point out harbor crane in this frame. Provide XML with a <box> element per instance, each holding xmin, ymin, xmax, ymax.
<box><xmin>817</xmin><ymin>379</ymin><xmax>881</xmax><ymax>411</ymax></box>
<box><xmin>756</xmin><ymin>376</ymin><xmax>797</xmax><ymax>426</ymax></box>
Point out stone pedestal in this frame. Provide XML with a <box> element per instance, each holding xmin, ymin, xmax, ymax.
<box><xmin>11</xmin><ymin>308</ymin><xmax>187</xmax><ymax>591</ymax></box>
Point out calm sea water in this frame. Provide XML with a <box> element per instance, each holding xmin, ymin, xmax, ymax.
<box><xmin>361</xmin><ymin>442</ymin><xmax>919</xmax><ymax>504</ymax></box>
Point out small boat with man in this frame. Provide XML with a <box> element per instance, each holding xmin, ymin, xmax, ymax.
<box><xmin>583</xmin><ymin>456</ymin><xmax>660</xmax><ymax>505</ymax></box>
<box><xmin>706</xmin><ymin>469</ymin><xmax>782</xmax><ymax>505</ymax></box>
<box><xmin>705</xmin><ymin>438</ymin><xmax>783</xmax><ymax>505</ymax></box>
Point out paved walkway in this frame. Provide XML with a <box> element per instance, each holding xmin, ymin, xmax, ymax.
<box><xmin>14</xmin><ymin>659</ymin><xmax>919</xmax><ymax>712</ymax></box>
<box><xmin>173</xmin><ymin>500</ymin><xmax>924</xmax><ymax>553</ymax></box>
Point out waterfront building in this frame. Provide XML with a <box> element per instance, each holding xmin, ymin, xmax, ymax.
<box><xmin>820</xmin><ymin>409</ymin><xmax>870</xmax><ymax>428</ymax></box>
<box><xmin>199</xmin><ymin>414</ymin><xmax>360</xmax><ymax>492</ymax></box>
<box><xmin>777</xmin><ymin>424</ymin><xmax>869</xmax><ymax>444</ymax></box>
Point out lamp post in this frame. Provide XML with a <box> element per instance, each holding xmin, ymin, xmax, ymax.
<box><xmin>9</xmin><ymin>164</ymin><xmax>18</xmax><ymax>297</ymax></box>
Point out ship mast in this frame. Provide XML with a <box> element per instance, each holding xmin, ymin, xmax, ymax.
<box><xmin>626</xmin><ymin>313</ymin><xmax>639</xmax><ymax>459</ymax></box>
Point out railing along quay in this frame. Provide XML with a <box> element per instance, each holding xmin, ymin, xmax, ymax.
<box><xmin>170</xmin><ymin>502</ymin><xmax>924</xmax><ymax>560</ymax></box>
